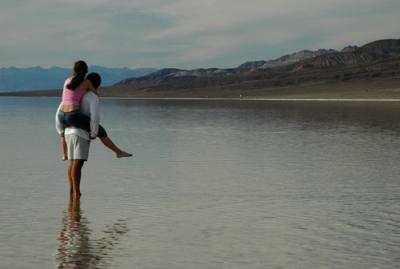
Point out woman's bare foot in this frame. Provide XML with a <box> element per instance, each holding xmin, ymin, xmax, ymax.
<box><xmin>117</xmin><ymin>151</ymin><xmax>133</xmax><ymax>158</ymax></box>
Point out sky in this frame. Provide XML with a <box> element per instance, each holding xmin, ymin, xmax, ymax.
<box><xmin>1</xmin><ymin>0</ymin><xmax>399</xmax><ymax>69</ymax></box>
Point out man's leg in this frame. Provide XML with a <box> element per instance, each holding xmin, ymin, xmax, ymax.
<box><xmin>68</xmin><ymin>161</ymin><xmax>73</xmax><ymax>197</ymax></box>
<box><xmin>65</xmin><ymin>134</ymin><xmax>90</xmax><ymax>197</ymax></box>
<box><xmin>71</xmin><ymin>160</ymin><xmax>84</xmax><ymax>198</ymax></box>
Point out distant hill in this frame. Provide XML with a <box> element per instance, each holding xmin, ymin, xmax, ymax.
<box><xmin>107</xmin><ymin>39</ymin><xmax>400</xmax><ymax>97</ymax></box>
<box><xmin>2</xmin><ymin>39</ymin><xmax>400</xmax><ymax>98</ymax></box>
<box><xmin>0</xmin><ymin>66</ymin><xmax>156</xmax><ymax>92</ymax></box>
<box><xmin>238</xmin><ymin>48</ymin><xmax>338</xmax><ymax>69</ymax></box>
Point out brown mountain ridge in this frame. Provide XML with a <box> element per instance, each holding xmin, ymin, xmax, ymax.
<box><xmin>2</xmin><ymin>39</ymin><xmax>400</xmax><ymax>98</ymax></box>
<box><xmin>106</xmin><ymin>39</ymin><xmax>400</xmax><ymax>98</ymax></box>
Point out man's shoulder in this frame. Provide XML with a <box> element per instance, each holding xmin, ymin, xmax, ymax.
<box><xmin>81</xmin><ymin>92</ymin><xmax>99</xmax><ymax>109</ymax></box>
<box><xmin>82</xmin><ymin>91</ymin><xmax>99</xmax><ymax>101</ymax></box>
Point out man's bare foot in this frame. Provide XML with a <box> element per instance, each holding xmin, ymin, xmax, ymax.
<box><xmin>117</xmin><ymin>151</ymin><xmax>133</xmax><ymax>158</ymax></box>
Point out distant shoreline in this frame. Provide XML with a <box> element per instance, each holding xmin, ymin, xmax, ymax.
<box><xmin>1</xmin><ymin>77</ymin><xmax>400</xmax><ymax>101</ymax></box>
<box><xmin>2</xmin><ymin>95</ymin><xmax>400</xmax><ymax>102</ymax></box>
<box><xmin>97</xmin><ymin>97</ymin><xmax>400</xmax><ymax>102</ymax></box>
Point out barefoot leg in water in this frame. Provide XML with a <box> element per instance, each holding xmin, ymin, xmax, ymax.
<box><xmin>70</xmin><ymin>160</ymin><xmax>84</xmax><ymax>198</ymax></box>
<box><xmin>99</xmin><ymin>137</ymin><xmax>132</xmax><ymax>158</ymax></box>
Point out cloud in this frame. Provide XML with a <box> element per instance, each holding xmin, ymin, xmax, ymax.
<box><xmin>145</xmin><ymin>0</ymin><xmax>308</xmax><ymax>39</ymax></box>
<box><xmin>313</xmin><ymin>11</ymin><xmax>400</xmax><ymax>49</ymax></box>
<box><xmin>144</xmin><ymin>0</ymin><xmax>390</xmax><ymax>39</ymax></box>
<box><xmin>141</xmin><ymin>0</ymin><xmax>400</xmax><ymax>66</ymax></box>
<box><xmin>0</xmin><ymin>0</ymin><xmax>399</xmax><ymax>68</ymax></box>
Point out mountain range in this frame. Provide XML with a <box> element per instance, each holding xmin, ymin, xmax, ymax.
<box><xmin>0</xmin><ymin>66</ymin><xmax>156</xmax><ymax>92</ymax></box>
<box><xmin>2</xmin><ymin>38</ymin><xmax>400</xmax><ymax>98</ymax></box>
<box><xmin>101</xmin><ymin>39</ymin><xmax>399</xmax><ymax>98</ymax></box>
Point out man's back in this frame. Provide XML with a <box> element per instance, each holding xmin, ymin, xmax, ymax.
<box><xmin>64</xmin><ymin>92</ymin><xmax>100</xmax><ymax>140</ymax></box>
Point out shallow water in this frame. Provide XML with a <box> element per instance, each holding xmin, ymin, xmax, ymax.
<box><xmin>0</xmin><ymin>97</ymin><xmax>399</xmax><ymax>269</ymax></box>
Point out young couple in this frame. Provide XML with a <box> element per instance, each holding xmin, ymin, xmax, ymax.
<box><xmin>55</xmin><ymin>60</ymin><xmax>132</xmax><ymax>198</ymax></box>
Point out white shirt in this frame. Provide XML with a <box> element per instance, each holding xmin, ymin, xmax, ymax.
<box><xmin>55</xmin><ymin>92</ymin><xmax>100</xmax><ymax>140</ymax></box>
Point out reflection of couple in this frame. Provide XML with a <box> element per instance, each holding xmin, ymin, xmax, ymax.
<box><xmin>55</xmin><ymin>60</ymin><xmax>132</xmax><ymax>198</ymax></box>
<box><xmin>56</xmin><ymin>197</ymin><xmax>128</xmax><ymax>268</ymax></box>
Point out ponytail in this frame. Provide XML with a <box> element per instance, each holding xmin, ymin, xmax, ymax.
<box><xmin>67</xmin><ymin>60</ymin><xmax>88</xmax><ymax>90</ymax></box>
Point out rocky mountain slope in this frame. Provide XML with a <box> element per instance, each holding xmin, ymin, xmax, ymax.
<box><xmin>2</xmin><ymin>39</ymin><xmax>399</xmax><ymax>98</ymax></box>
<box><xmin>107</xmin><ymin>39</ymin><xmax>400</xmax><ymax>97</ymax></box>
<box><xmin>238</xmin><ymin>49</ymin><xmax>338</xmax><ymax>70</ymax></box>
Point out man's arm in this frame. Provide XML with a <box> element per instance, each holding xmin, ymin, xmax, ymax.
<box><xmin>88</xmin><ymin>94</ymin><xmax>100</xmax><ymax>138</ymax></box>
<box><xmin>55</xmin><ymin>103</ymin><xmax>64</xmax><ymax>135</ymax></box>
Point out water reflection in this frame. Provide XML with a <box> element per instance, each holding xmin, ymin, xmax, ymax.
<box><xmin>56</xmin><ymin>198</ymin><xmax>128</xmax><ymax>269</ymax></box>
<box><xmin>105</xmin><ymin>99</ymin><xmax>400</xmax><ymax>134</ymax></box>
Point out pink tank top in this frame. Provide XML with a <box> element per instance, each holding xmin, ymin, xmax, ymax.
<box><xmin>61</xmin><ymin>78</ymin><xmax>87</xmax><ymax>106</ymax></box>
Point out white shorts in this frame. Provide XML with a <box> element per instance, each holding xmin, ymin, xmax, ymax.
<box><xmin>65</xmin><ymin>134</ymin><xmax>90</xmax><ymax>161</ymax></box>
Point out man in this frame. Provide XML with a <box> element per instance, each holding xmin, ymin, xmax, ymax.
<box><xmin>56</xmin><ymin>72</ymin><xmax>131</xmax><ymax>198</ymax></box>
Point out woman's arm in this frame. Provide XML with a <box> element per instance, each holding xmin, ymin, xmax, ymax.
<box><xmin>84</xmin><ymin>79</ymin><xmax>99</xmax><ymax>96</ymax></box>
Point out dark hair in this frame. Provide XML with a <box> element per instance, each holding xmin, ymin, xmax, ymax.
<box><xmin>67</xmin><ymin>60</ymin><xmax>88</xmax><ymax>90</ymax></box>
<box><xmin>86</xmin><ymin>72</ymin><xmax>102</xmax><ymax>89</ymax></box>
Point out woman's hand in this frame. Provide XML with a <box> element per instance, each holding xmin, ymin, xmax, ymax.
<box><xmin>85</xmin><ymin>80</ymin><xmax>99</xmax><ymax>96</ymax></box>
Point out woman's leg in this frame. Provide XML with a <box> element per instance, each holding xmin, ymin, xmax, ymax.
<box><xmin>60</xmin><ymin>135</ymin><xmax>68</xmax><ymax>161</ymax></box>
<box><xmin>99</xmin><ymin>137</ymin><xmax>132</xmax><ymax>158</ymax></box>
<box><xmin>65</xmin><ymin>112</ymin><xmax>132</xmax><ymax>158</ymax></box>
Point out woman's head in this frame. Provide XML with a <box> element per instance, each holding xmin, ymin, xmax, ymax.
<box><xmin>67</xmin><ymin>60</ymin><xmax>88</xmax><ymax>90</ymax></box>
<box><xmin>73</xmin><ymin>60</ymin><xmax>88</xmax><ymax>75</ymax></box>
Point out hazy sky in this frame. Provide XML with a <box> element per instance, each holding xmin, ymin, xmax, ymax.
<box><xmin>1</xmin><ymin>0</ymin><xmax>399</xmax><ymax>69</ymax></box>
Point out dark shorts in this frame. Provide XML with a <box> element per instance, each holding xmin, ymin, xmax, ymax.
<box><xmin>62</xmin><ymin>110</ymin><xmax>108</xmax><ymax>138</ymax></box>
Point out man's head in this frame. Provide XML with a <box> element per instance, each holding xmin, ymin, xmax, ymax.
<box><xmin>86</xmin><ymin>72</ymin><xmax>102</xmax><ymax>89</ymax></box>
